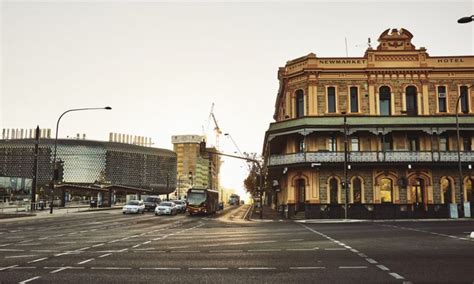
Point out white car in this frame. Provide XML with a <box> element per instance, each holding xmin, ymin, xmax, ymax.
<box><xmin>173</xmin><ymin>200</ymin><xmax>187</xmax><ymax>213</ymax></box>
<box><xmin>122</xmin><ymin>200</ymin><xmax>145</xmax><ymax>214</ymax></box>
<box><xmin>155</xmin><ymin>201</ymin><xmax>178</xmax><ymax>216</ymax></box>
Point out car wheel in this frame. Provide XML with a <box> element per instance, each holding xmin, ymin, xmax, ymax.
<box><xmin>123</xmin><ymin>212</ymin><xmax>126</xmax><ymax>214</ymax></box>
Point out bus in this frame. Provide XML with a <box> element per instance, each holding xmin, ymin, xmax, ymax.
<box><xmin>228</xmin><ymin>194</ymin><xmax>240</xmax><ymax>205</ymax></box>
<box><xmin>186</xmin><ymin>187</ymin><xmax>219</xmax><ymax>215</ymax></box>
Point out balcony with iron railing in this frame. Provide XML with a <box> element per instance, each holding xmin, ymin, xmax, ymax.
<box><xmin>267</xmin><ymin>151</ymin><xmax>474</xmax><ymax>166</ymax></box>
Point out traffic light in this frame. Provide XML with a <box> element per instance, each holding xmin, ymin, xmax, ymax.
<box><xmin>199</xmin><ymin>140</ymin><xmax>207</xmax><ymax>156</ymax></box>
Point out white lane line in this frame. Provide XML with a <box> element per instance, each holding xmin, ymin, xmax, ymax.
<box><xmin>0</xmin><ymin>265</ymin><xmax>18</xmax><ymax>271</ymax></box>
<box><xmin>108</xmin><ymin>240</ymin><xmax>120</xmax><ymax>243</ymax></box>
<box><xmin>201</xmin><ymin>244</ymin><xmax>220</xmax><ymax>247</ymax></box>
<box><xmin>51</xmin><ymin>267</ymin><xmax>70</xmax><ymax>274</ymax></box>
<box><xmin>56</xmin><ymin>241</ymin><xmax>76</xmax><ymax>244</ymax></box>
<box><xmin>18</xmin><ymin>276</ymin><xmax>41</xmax><ymax>283</ymax></box>
<box><xmin>99</xmin><ymin>253</ymin><xmax>112</xmax><ymax>258</ymax></box>
<box><xmin>0</xmin><ymin>243</ymin><xmax>13</xmax><ymax>247</ymax></box>
<box><xmin>29</xmin><ymin>257</ymin><xmax>48</xmax><ymax>263</ymax></box>
<box><xmin>389</xmin><ymin>272</ymin><xmax>405</xmax><ymax>280</ymax></box>
<box><xmin>248</xmin><ymin>249</ymin><xmax>281</xmax><ymax>252</ymax></box>
<box><xmin>143</xmin><ymin>241</ymin><xmax>151</xmax><ymax>245</ymax></box>
<box><xmin>209</xmin><ymin>250</ymin><xmax>243</xmax><ymax>253</ymax></box>
<box><xmin>377</xmin><ymin>264</ymin><xmax>390</xmax><ymax>271</ymax></box>
<box><xmin>78</xmin><ymin>258</ymin><xmax>94</xmax><ymax>264</ymax></box>
<box><xmin>92</xmin><ymin>243</ymin><xmax>105</xmax><ymax>247</ymax></box>
<box><xmin>324</xmin><ymin>248</ymin><xmax>346</xmax><ymax>251</ymax></box>
<box><xmin>132</xmin><ymin>244</ymin><xmax>141</xmax><ymax>248</ymax></box>
<box><xmin>286</xmin><ymin>248</ymin><xmax>316</xmax><ymax>251</ymax></box>
<box><xmin>91</xmin><ymin>267</ymin><xmax>132</xmax><ymax>270</ymax></box>
<box><xmin>31</xmin><ymin>250</ymin><xmax>56</xmax><ymax>253</ymax></box>
<box><xmin>5</xmin><ymin>255</ymin><xmax>36</xmax><ymax>259</ymax></box>
<box><xmin>77</xmin><ymin>247</ymin><xmax>90</xmax><ymax>251</ymax></box>
<box><xmin>139</xmin><ymin>267</ymin><xmax>181</xmax><ymax>270</ymax></box>
<box><xmin>288</xmin><ymin>239</ymin><xmax>304</xmax><ymax>242</ymax></box>
<box><xmin>38</xmin><ymin>237</ymin><xmax>48</xmax><ymax>240</ymax></box>
<box><xmin>290</xmin><ymin>267</ymin><xmax>326</xmax><ymax>270</ymax></box>
<box><xmin>11</xmin><ymin>266</ymin><xmax>36</xmax><ymax>269</ymax></box>
<box><xmin>171</xmin><ymin>250</ymin><xmax>200</xmax><ymax>253</ymax></box>
<box><xmin>238</xmin><ymin>267</ymin><xmax>276</xmax><ymax>270</ymax></box>
<box><xmin>366</xmin><ymin>258</ymin><xmax>378</xmax><ymax>264</ymax></box>
<box><xmin>0</xmin><ymin>249</ymin><xmax>24</xmax><ymax>252</ymax></box>
<box><xmin>339</xmin><ymin>266</ymin><xmax>368</xmax><ymax>269</ymax></box>
<box><xmin>357</xmin><ymin>253</ymin><xmax>368</xmax><ymax>258</ymax></box>
<box><xmin>188</xmin><ymin>267</ymin><xmax>229</xmax><ymax>270</ymax></box>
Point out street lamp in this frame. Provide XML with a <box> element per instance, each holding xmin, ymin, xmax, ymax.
<box><xmin>458</xmin><ymin>15</ymin><xmax>474</xmax><ymax>23</ymax></box>
<box><xmin>49</xmin><ymin>106</ymin><xmax>112</xmax><ymax>213</ymax></box>
<box><xmin>342</xmin><ymin>112</ymin><xmax>349</xmax><ymax>219</ymax></box>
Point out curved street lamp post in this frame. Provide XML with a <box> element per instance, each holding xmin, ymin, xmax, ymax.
<box><xmin>49</xmin><ymin>107</ymin><xmax>112</xmax><ymax>213</ymax></box>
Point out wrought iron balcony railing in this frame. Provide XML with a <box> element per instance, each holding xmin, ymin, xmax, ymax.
<box><xmin>268</xmin><ymin>151</ymin><xmax>474</xmax><ymax>166</ymax></box>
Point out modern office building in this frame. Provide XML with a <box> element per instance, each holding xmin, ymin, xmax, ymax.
<box><xmin>263</xmin><ymin>28</ymin><xmax>474</xmax><ymax>219</ymax></box>
<box><xmin>0</xmin><ymin>130</ymin><xmax>177</xmax><ymax>205</ymax></box>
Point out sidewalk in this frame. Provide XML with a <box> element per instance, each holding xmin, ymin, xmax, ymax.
<box><xmin>250</xmin><ymin>204</ymin><xmax>282</xmax><ymax>221</ymax></box>
<box><xmin>0</xmin><ymin>205</ymin><xmax>121</xmax><ymax>221</ymax></box>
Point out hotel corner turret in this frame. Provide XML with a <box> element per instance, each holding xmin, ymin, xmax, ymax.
<box><xmin>263</xmin><ymin>28</ymin><xmax>474</xmax><ymax>219</ymax></box>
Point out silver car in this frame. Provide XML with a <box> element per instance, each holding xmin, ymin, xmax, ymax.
<box><xmin>122</xmin><ymin>200</ymin><xmax>145</xmax><ymax>214</ymax></box>
<box><xmin>173</xmin><ymin>200</ymin><xmax>187</xmax><ymax>213</ymax></box>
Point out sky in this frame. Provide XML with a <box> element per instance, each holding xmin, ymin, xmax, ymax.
<box><xmin>1</xmin><ymin>0</ymin><xmax>473</xmax><ymax>198</ymax></box>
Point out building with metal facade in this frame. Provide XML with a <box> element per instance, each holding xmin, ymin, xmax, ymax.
<box><xmin>263</xmin><ymin>28</ymin><xmax>474</xmax><ymax>219</ymax></box>
<box><xmin>0</xmin><ymin>137</ymin><xmax>177</xmax><ymax>202</ymax></box>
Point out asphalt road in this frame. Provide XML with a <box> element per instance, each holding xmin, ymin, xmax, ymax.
<box><xmin>0</xmin><ymin>206</ymin><xmax>473</xmax><ymax>283</ymax></box>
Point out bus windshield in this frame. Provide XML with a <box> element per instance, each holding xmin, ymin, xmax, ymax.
<box><xmin>187</xmin><ymin>192</ymin><xmax>206</xmax><ymax>205</ymax></box>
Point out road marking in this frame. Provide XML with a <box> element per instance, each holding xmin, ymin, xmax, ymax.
<box><xmin>377</xmin><ymin>265</ymin><xmax>390</xmax><ymax>271</ymax></box>
<box><xmin>5</xmin><ymin>255</ymin><xmax>36</xmax><ymax>258</ymax></box>
<box><xmin>18</xmin><ymin>276</ymin><xmax>41</xmax><ymax>283</ymax></box>
<box><xmin>357</xmin><ymin>253</ymin><xmax>368</xmax><ymax>258</ymax></box>
<box><xmin>108</xmin><ymin>240</ymin><xmax>120</xmax><ymax>243</ymax></box>
<box><xmin>188</xmin><ymin>267</ymin><xmax>229</xmax><ymax>270</ymax></box>
<box><xmin>210</xmin><ymin>250</ymin><xmax>243</xmax><ymax>253</ymax></box>
<box><xmin>92</xmin><ymin>243</ymin><xmax>105</xmax><ymax>247</ymax></box>
<box><xmin>290</xmin><ymin>267</ymin><xmax>325</xmax><ymax>270</ymax></box>
<box><xmin>38</xmin><ymin>237</ymin><xmax>48</xmax><ymax>240</ymax></box>
<box><xmin>339</xmin><ymin>266</ymin><xmax>368</xmax><ymax>269</ymax></box>
<box><xmin>143</xmin><ymin>241</ymin><xmax>151</xmax><ymax>245</ymax></box>
<box><xmin>139</xmin><ymin>267</ymin><xmax>181</xmax><ymax>270</ymax></box>
<box><xmin>31</xmin><ymin>250</ymin><xmax>56</xmax><ymax>253</ymax></box>
<box><xmin>248</xmin><ymin>249</ymin><xmax>281</xmax><ymax>252</ymax></box>
<box><xmin>51</xmin><ymin>267</ymin><xmax>70</xmax><ymax>274</ymax></box>
<box><xmin>0</xmin><ymin>243</ymin><xmax>12</xmax><ymax>247</ymax></box>
<box><xmin>132</xmin><ymin>244</ymin><xmax>141</xmax><ymax>248</ymax></box>
<box><xmin>11</xmin><ymin>266</ymin><xmax>36</xmax><ymax>269</ymax></box>
<box><xmin>238</xmin><ymin>267</ymin><xmax>276</xmax><ymax>270</ymax></box>
<box><xmin>0</xmin><ymin>265</ymin><xmax>18</xmax><ymax>271</ymax></box>
<box><xmin>99</xmin><ymin>253</ymin><xmax>112</xmax><ymax>258</ymax></box>
<box><xmin>171</xmin><ymin>250</ymin><xmax>200</xmax><ymax>253</ymax></box>
<box><xmin>78</xmin><ymin>258</ymin><xmax>94</xmax><ymax>264</ymax></box>
<box><xmin>56</xmin><ymin>241</ymin><xmax>77</xmax><ymax>244</ymax></box>
<box><xmin>77</xmin><ymin>247</ymin><xmax>90</xmax><ymax>251</ymax></box>
<box><xmin>288</xmin><ymin>239</ymin><xmax>304</xmax><ymax>242</ymax></box>
<box><xmin>389</xmin><ymin>272</ymin><xmax>405</xmax><ymax>279</ymax></box>
<box><xmin>366</xmin><ymin>258</ymin><xmax>378</xmax><ymax>264</ymax></box>
<box><xmin>202</xmin><ymin>244</ymin><xmax>220</xmax><ymax>247</ymax></box>
<box><xmin>324</xmin><ymin>248</ymin><xmax>346</xmax><ymax>251</ymax></box>
<box><xmin>286</xmin><ymin>248</ymin><xmax>316</xmax><ymax>251</ymax></box>
<box><xmin>91</xmin><ymin>267</ymin><xmax>132</xmax><ymax>270</ymax></box>
<box><xmin>29</xmin><ymin>257</ymin><xmax>48</xmax><ymax>263</ymax></box>
<box><xmin>0</xmin><ymin>249</ymin><xmax>24</xmax><ymax>252</ymax></box>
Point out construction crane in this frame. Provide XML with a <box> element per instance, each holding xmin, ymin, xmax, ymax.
<box><xmin>207</xmin><ymin>103</ymin><xmax>222</xmax><ymax>150</ymax></box>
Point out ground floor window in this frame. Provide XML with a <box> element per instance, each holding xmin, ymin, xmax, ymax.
<box><xmin>441</xmin><ymin>177</ymin><xmax>452</xmax><ymax>204</ymax></box>
<box><xmin>380</xmin><ymin>178</ymin><xmax>393</xmax><ymax>203</ymax></box>
<box><xmin>352</xmin><ymin>177</ymin><xmax>362</xmax><ymax>204</ymax></box>
<box><xmin>329</xmin><ymin>178</ymin><xmax>338</xmax><ymax>204</ymax></box>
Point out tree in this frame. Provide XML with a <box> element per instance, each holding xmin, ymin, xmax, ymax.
<box><xmin>243</xmin><ymin>153</ymin><xmax>262</xmax><ymax>196</ymax></box>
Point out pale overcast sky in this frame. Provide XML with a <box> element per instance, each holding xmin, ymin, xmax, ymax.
<box><xmin>1</xmin><ymin>0</ymin><xmax>473</xmax><ymax>196</ymax></box>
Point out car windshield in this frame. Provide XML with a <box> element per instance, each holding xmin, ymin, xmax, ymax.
<box><xmin>126</xmin><ymin>200</ymin><xmax>139</xmax><ymax>206</ymax></box>
<box><xmin>187</xmin><ymin>192</ymin><xmax>206</xmax><ymax>205</ymax></box>
<box><xmin>174</xmin><ymin>201</ymin><xmax>184</xmax><ymax>205</ymax></box>
<box><xmin>145</xmin><ymin>197</ymin><xmax>158</xmax><ymax>202</ymax></box>
<box><xmin>160</xmin><ymin>202</ymin><xmax>172</xmax><ymax>207</ymax></box>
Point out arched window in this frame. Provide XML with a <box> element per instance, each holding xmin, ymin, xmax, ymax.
<box><xmin>406</xmin><ymin>86</ymin><xmax>418</xmax><ymax>116</ymax></box>
<box><xmin>327</xmin><ymin>87</ymin><xmax>336</xmax><ymax>113</ymax></box>
<box><xmin>329</xmin><ymin>178</ymin><xmax>338</xmax><ymax>204</ymax></box>
<box><xmin>380</xmin><ymin>178</ymin><xmax>393</xmax><ymax>203</ymax></box>
<box><xmin>379</xmin><ymin>86</ymin><xmax>391</xmax><ymax>116</ymax></box>
<box><xmin>296</xmin><ymin>179</ymin><xmax>306</xmax><ymax>212</ymax></box>
<box><xmin>460</xmin><ymin>86</ymin><xmax>469</xmax><ymax>114</ymax></box>
<box><xmin>296</xmin><ymin>90</ymin><xmax>304</xmax><ymax>118</ymax></box>
<box><xmin>352</xmin><ymin>177</ymin><xmax>362</xmax><ymax>204</ymax></box>
<box><xmin>441</xmin><ymin>178</ymin><xmax>452</xmax><ymax>204</ymax></box>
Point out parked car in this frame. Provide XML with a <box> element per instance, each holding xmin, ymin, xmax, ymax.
<box><xmin>155</xmin><ymin>201</ymin><xmax>178</xmax><ymax>216</ymax></box>
<box><xmin>144</xmin><ymin>196</ymin><xmax>161</xmax><ymax>212</ymax></box>
<box><xmin>218</xmin><ymin>202</ymin><xmax>224</xmax><ymax>210</ymax></box>
<box><xmin>173</xmin><ymin>200</ymin><xmax>187</xmax><ymax>213</ymax></box>
<box><xmin>122</xmin><ymin>200</ymin><xmax>145</xmax><ymax>214</ymax></box>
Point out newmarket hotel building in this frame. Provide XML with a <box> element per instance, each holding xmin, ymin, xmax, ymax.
<box><xmin>263</xmin><ymin>28</ymin><xmax>474</xmax><ymax>219</ymax></box>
